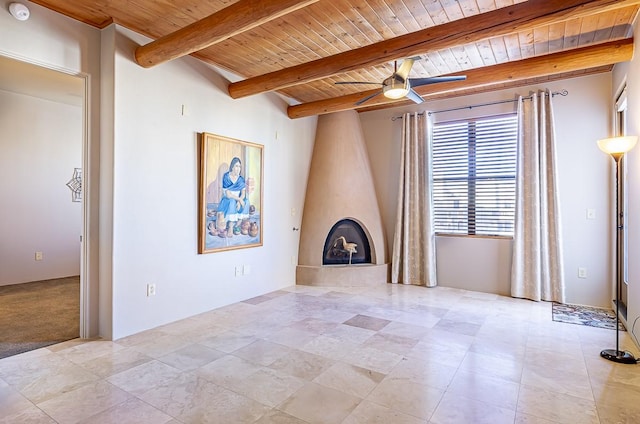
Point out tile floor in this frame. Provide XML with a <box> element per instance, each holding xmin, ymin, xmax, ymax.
<box><xmin>2</xmin><ymin>283</ymin><xmax>640</xmax><ymax>424</ymax></box>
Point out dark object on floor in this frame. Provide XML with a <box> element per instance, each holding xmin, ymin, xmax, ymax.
<box><xmin>0</xmin><ymin>276</ymin><xmax>79</xmax><ymax>359</ymax></box>
<box><xmin>552</xmin><ymin>302</ymin><xmax>625</xmax><ymax>331</ymax></box>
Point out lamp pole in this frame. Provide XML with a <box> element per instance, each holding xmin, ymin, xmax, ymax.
<box><xmin>597</xmin><ymin>137</ymin><xmax>638</xmax><ymax>364</ymax></box>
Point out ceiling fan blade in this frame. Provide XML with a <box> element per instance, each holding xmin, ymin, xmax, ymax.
<box><xmin>335</xmin><ymin>81</ymin><xmax>382</xmax><ymax>85</ymax></box>
<box><xmin>408</xmin><ymin>75</ymin><xmax>467</xmax><ymax>87</ymax></box>
<box><xmin>405</xmin><ymin>88</ymin><xmax>424</xmax><ymax>104</ymax></box>
<box><xmin>396</xmin><ymin>58</ymin><xmax>416</xmax><ymax>81</ymax></box>
<box><xmin>355</xmin><ymin>90</ymin><xmax>383</xmax><ymax>106</ymax></box>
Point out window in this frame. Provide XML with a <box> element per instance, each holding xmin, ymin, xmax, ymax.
<box><xmin>432</xmin><ymin>114</ymin><xmax>518</xmax><ymax>237</ymax></box>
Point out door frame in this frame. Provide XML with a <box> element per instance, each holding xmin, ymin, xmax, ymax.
<box><xmin>0</xmin><ymin>52</ymin><xmax>92</xmax><ymax>339</ymax></box>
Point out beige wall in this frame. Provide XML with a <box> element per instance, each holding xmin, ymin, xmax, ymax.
<box><xmin>107</xmin><ymin>25</ymin><xmax>317</xmax><ymax>339</ymax></box>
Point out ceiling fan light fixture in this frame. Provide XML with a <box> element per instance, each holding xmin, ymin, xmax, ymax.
<box><xmin>383</xmin><ymin>78</ymin><xmax>409</xmax><ymax>99</ymax></box>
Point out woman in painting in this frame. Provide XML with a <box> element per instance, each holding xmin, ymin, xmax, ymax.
<box><xmin>217</xmin><ymin>157</ymin><xmax>250</xmax><ymax>237</ymax></box>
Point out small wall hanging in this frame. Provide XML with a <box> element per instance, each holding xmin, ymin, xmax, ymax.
<box><xmin>66</xmin><ymin>167</ymin><xmax>82</xmax><ymax>202</ymax></box>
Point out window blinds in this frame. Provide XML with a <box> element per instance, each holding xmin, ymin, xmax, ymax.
<box><xmin>432</xmin><ymin>114</ymin><xmax>517</xmax><ymax>237</ymax></box>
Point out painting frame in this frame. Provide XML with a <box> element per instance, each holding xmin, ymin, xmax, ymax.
<box><xmin>198</xmin><ymin>132</ymin><xmax>263</xmax><ymax>254</ymax></box>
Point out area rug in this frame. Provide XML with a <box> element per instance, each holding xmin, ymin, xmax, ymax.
<box><xmin>552</xmin><ymin>302</ymin><xmax>625</xmax><ymax>330</ymax></box>
<box><xmin>0</xmin><ymin>276</ymin><xmax>80</xmax><ymax>359</ymax></box>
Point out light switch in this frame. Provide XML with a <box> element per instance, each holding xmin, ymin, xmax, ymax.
<box><xmin>586</xmin><ymin>208</ymin><xmax>596</xmax><ymax>220</ymax></box>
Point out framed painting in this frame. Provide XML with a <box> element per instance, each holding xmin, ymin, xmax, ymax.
<box><xmin>198</xmin><ymin>132</ymin><xmax>263</xmax><ymax>254</ymax></box>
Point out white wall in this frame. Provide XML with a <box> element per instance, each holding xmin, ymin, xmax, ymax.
<box><xmin>0</xmin><ymin>90</ymin><xmax>82</xmax><ymax>285</ymax></box>
<box><xmin>360</xmin><ymin>73</ymin><xmax>613</xmax><ymax>306</ymax></box>
<box><xmin>614</xmin><ymin>21</ymin><xmax>640</xmax><ymax>345</ymax></box>
<box><xmin>107</xmin><ymin>26</ymin><xmax>316</xmax><ymax>339</ymax></box>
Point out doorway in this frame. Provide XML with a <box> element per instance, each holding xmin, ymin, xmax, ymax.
<box><xmin>0</xmin><ymin>55</ymin><xmax>87</xmax><ymax>353</ymax></box>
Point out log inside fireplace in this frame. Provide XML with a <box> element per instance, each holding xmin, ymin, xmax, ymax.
<box><xmin>323</xmin><ymin>219</ymin><xmax>371</xmax><ymax>265</ymax></box>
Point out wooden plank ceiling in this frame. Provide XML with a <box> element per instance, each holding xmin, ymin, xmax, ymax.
<box><xmin>30</xmin><ymin>0</ymin><xmax>640</xmax><ymax>118</ymax></box>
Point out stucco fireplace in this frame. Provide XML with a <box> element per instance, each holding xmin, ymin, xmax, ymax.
<box><xmin>296</xmin><ymin>110</ymin><xmax>389</xmax><ymax>286</ymax></box>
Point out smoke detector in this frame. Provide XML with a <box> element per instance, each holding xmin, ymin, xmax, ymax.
<box><xmin>9</xmin><ymin>3</ymin><xmax>30</xmax><ymax>21</ymax></box>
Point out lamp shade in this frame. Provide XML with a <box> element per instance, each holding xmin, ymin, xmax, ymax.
<box><xmin>597</xmin><ymin>136</ymin><xmax>638</xmax><ymax>155</ymax></box>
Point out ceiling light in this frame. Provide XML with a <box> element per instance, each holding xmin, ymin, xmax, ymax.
<box><xmin>383</xmin><ymin>77</ymin><xmax>409</xmax><ymax>99</ymax></box>
<box><xmin>9</xmin><ymin>3</ymin><xmax>30</xmax><ymax>21</ymax></box>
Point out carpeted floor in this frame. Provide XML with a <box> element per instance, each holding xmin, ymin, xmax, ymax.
<box><xmin>552</xmin><ymin>302</ymin><xmax>625</xmax><ymax>331</ymax></box>
<box><xmin>0</xmin><ymin>276</ymin><xmax>80</xmax><ymax>359</ymax></box>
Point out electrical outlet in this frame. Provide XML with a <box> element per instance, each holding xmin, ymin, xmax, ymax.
<box><xmin>146</xmin><ymin>283</ymin><xmax>156</xmax><ymax>296</ymax></box>
<box><xmin>578</xmin><ymin>267</ymin><xmax>587</xmax><ymax>279</ymax></box>
<box><xmin>35</xmin><ymin>251</ymin><xmax>43</xmax><ymax>261</ymax></box>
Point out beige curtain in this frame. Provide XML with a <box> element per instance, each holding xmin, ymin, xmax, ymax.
<box><xmin>391</xmin><ymin>112</ymin><xmax>437</xmax><ymax>286</ymax></box>
<box><xmin>511</xmin><ymin>90</ymin><xmax>565</xmax><ymax>302</ymax></box>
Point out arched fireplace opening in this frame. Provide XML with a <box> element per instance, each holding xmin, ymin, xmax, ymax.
<box><xmin>323</xmin><ymin>219</ymin><xmax>371</xmax><ymax>265</ymax></box>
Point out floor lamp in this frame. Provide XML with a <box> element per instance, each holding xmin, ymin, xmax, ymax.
<box><xmin>597</xmin><ymin>135</ymin><xmax>638</xmax><ymax>364</ymax></box>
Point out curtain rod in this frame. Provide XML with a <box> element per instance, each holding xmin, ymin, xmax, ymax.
<box><xmin>390</xmin><ymin>89</ymin><xmax>568</xmax><ymax>121</ymax></box>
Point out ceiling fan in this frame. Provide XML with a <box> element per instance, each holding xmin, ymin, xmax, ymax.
<box><xmin>335</xmin><ymin>57</ymin><xmax>466</xmax><ymax>106</ymax></box>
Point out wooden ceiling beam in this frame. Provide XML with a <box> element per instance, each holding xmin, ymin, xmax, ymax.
<box><xmin>287</xmin><ymin>38</ymin><xmax>633</xmax><ymax>119</ymax></box>
<box><xmin>135</xmin><ymin>0</ymin><xmax>318</xmax><ymax>68</ymax></box>
<box><xmin>229</xmin><ymin>0</ymin><xmax>640</xmax><ymax>99</ymax></box>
